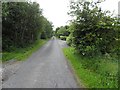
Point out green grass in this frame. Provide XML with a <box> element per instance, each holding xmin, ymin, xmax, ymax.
<box><xmin>63</xmin><ymin>47</ymin><xmax>118</xmax><ymax>88</ymax></box>
<box><xmin>2</xmin><ymin>39</ymin><xmax>48</xmax><ymax>62</ymax></box>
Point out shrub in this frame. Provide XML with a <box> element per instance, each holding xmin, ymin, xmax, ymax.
<box><xmin>60</xmin><ymin>36</ymin><xmax>67</xmax><ymax>40</ymax></box>
<box><xmin>66</xmin><ymin>34</ymin><xmax>73</xmax><ymax>46</ymax></box>
<box><xmin>68</xmin><ymin>1</ymin><xmax>118</xmax><ymax>56</ymax></box>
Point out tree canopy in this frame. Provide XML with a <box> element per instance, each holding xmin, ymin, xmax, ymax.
<box><xmin>66</xmin><ymin>0</ymin><xmax>119</xmax><ymax>57</ymax></box>
<box><xmin>2</xmin><ymin>2</ymin><xmax>53</xmax><ymax>51</ymax></box>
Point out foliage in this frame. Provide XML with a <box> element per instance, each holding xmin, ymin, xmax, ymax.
<box><xmin>66</xmin><ymin>33</ymin><xmax>73</xmax><ymax>46</ymax></box>
<box><xmin>61</xmin><ymin>0</ymin><xmax>119</xmax><ymax>88</ymax></box>
<box><xmin>2</xmin><ymin>2</ymin><xmax>53</xmax><ymax>52</ymax></box>
<box><xmin>63</xmin><ymin>47</ymin><xmax>118</xmax><ymax>88</ymax></box>
<box><xmin>2</xmin><ymin>39</ymin><xmax>48</xmax><ymax>62</ymax></box>
<box><xmin>41</xmin><ymin>16</ymin><xmax>53</xmax><ymax>39</ymax></box>
<box><xmin>60</xmin><ymin>36</ymin><xmax>67</xmax><ymax>40</ymax></box>
<box><xmin>68</xmin><ymin>0</ymin><xmax>119</xmax><ymax>57</ymax></box>
<box><xmin>55</xmin><ymin>25</ymin><xmax>70</xmax><ymax>38</ymax></box>
<box><xmin>66</xmin><ymin>23</ymin><xmax>75</xmax><ymax>46</ymax></box>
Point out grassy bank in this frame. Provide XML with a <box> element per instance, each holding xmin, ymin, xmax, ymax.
<box><xmin>2</xmin><ymin>39</ymin><xmax>48</xmax><ymax>62</ymax></box>
<box><xmin>63</xmin><ymin>47</ymin><xmax>118</xmax><ymax>88</ymax></box>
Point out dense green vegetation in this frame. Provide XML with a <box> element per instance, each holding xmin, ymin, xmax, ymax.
<box><xmin>59</xmin><ymin>0</ymin><xmax>119</xmax><ymax>88</ymax></box>
<box><xmin>2</xmin><ymin>39</ymin><xmax>48</xmax><ymax>62</ymax></box>
<box><xmin>1</xmin><ymin>0</ymin><xmax>119</xmax><ymax>88</ymax></box>
<box><xmin>2</xmin><ymin>2</ymin><xmax>53</xmax><ymax>52</ymax></box>
<box><xmin>55</xmin><ymin>25</ymin><xmax>70</xmax><ymax>40</ymax></box>
<box><xmin>63</xmin><ymin>47</ymin><xmax>118</xmax><ymax>88</ymax></box>
<box><xmin>67</xmin><ymin>1</ymin><xmax>119</xmax><ymax>56</ymax></box>
<box><xmin>2</xmin><ymin>1</ymin><xmax>53</xmax><ymax>61</ymax></box>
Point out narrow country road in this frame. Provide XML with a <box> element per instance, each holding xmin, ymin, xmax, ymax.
<box><xmin>3</xmin><ymin>38</ymin><xmax>79</xmax><ymax>88</ymax></box>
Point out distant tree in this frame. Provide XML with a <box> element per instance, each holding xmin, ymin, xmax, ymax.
<box><xmin>41</xmin><ymin>16</ymin><xmax>53</xmax><ymax>39</ymax></box>
<box><xmin>56</xmin><ymin>26</ymin><xmax>70</xmax><ymax>38</ymax></box>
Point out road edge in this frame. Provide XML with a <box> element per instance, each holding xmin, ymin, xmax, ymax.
<box><xmin>62</xmin><ymin>48</ymin><xmax>86</xmax><ymax>88</ymax></box>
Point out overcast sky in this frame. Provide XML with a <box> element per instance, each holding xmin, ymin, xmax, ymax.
<box><xmin>32</xmin><ymin>0</ymin><xmax>119</xmax><ymax>29</ymax></box>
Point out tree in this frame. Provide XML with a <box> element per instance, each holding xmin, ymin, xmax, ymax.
<box><xmin>2</xmin><ymin>2</ymin><xmax>53</xmax><ymax>51</ymax></box>
<box><xmin>68</xmin><ymin>0</ymin><xmax>118</xmax><ymax>56</ymax></box>
<box><xmin>56</xmin><ymin>26</ymin><xmax>70</xmax><ymax>38</ymax></box>
<box><xmin>41</xmin><ymin>16</ymin><xmax>53</xmax><ymax>39</ymax></box>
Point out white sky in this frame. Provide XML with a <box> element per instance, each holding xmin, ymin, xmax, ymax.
<box><xmin>32</xmin><ymin>0</ymin><xmax>120</xmax><ymax>30</ymax></box>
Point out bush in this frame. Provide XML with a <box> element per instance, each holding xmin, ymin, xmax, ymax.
<box><xmin>60</xmin><ymin>36</ymin><xmax>67</xmax><ymax>40</ymax></box>
<box><xmin>66</xmin><ymin>34</ymin><xmax>73</xmax><ymax>46</ymax></box>
<box><xmin>68</xmin><ymin>1</ymin><xmax>118</xmax><ymax>56</ymax></box>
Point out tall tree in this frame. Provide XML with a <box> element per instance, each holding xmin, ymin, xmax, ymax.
<box><xmin>2</xmin><ymin>2</ymin><xmax>53</xmax><ymax>51</ymax></box>
<box><xmin>68</xmin><ymin>0</ymin><xmax>118</xmax><ymax>56</ymax></box>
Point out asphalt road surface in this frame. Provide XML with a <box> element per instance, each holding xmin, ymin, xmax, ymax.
<box><xmin>3</xmin><ymin>38</ymin><xmax>79</xmax><ymax>88</ymax></box>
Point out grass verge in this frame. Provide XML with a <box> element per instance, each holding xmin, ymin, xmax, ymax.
<box><xmin>63</xmin><ymin>47</ymin><xmax>118</xmax><ymax>88</ymax></box>
<box><xmin>2</xmin><ymin>39</ymin><xmax>48</xmax><ymax>62</ymax></box>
